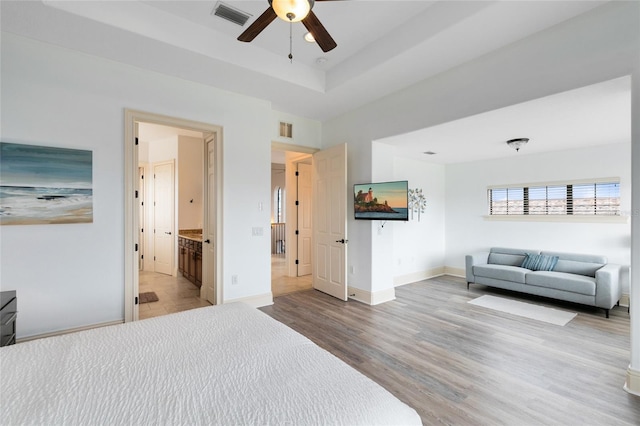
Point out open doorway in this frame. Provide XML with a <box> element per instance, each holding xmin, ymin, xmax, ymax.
<box><xmin>124</xmin><ymin>110</ymin><xmax>223</xmax><ymax>323</ymax></box>
<box><xmin>136</xmin><ymin>122</ymin><xmax>210</xmax><ymax>319</ymax></box>
<box><xmin>270</xmin><ymin>144</ymin><xmax>317</xmax><ymax>297</ymax></box>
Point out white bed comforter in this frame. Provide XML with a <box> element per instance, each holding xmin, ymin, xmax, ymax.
<box><xmin>0</xmin><ymin>303</ymin><xmax>421</xmax><ymax>425</ymax></box>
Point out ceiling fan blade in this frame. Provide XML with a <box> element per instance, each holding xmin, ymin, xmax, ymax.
<box><xmin>302</xmin><ymin>10</ymin><xmax>337</xmax><ymax>52</ymax></box>
<box><xmin>237</xmin><ymin>7</ymin><xmax>277</xmax><ymax>42</ymax></box>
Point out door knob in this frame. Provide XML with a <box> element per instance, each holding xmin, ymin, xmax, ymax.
<box><xmin>165</xmin><ymin>231</ymin><xmax>172</xmax><ymax>235</ymax></box>
<box><xmin>335</xmin><ymin>239</ymin><xmax>348</xmax><ymax>244</ymax></box>
<box><xmin>204</xmin><ymin>239</ymin><xmax>211</xmax><ymax>244</ymax></box>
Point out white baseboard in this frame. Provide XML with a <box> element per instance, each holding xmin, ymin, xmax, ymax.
<box><xmin>224</xmin><ymin>292</ymin><xmax>273</xmax><ymax>308</ymax></box>
<box><xmin>624</xmin><ymin>366</ymin><xmax>640</xmax><ymax>396</ymax></box>
<box><xmin>620</xmin><ymin>293</ymin><xmax>630</xmax><ymax>307</ymax></box>
<box><xmin>372</xmin><ymin>287</ymin><xmax>396</xmax><ymax>305</ymax></box>
<box><xmin>444</xmin><ymin>266</ymin><xmax>465</xmax><ymax>278</ymax></box>
<box><xmin>348</xmin><ymin>286</ymin><xmax>395</xmax><ymax>305</ymax></box>
<box><xmin>394</xmin><ymin>267</ymin><xmax>445</xmax><ymax>286</ymax></box>
<box><xmin>393</xmin><ymin>266</ymin><xmax>465</xmax><ymax>287</ymax></box>
<box><xmin>17</xmin><ymin>319</ymin><xmax>124</xmax><ymax>343</ymax></box>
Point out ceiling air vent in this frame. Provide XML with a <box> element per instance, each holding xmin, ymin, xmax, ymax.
<box><xmin>212</xmin><ymin>2</ymin><xmax>252</xmax><ymax>26</ymax></box>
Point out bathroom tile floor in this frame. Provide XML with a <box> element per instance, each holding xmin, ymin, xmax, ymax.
<box><xmin>138</xmin><ymin>270</ymin><xmax>210</xmax><ymax>320</ymax></box>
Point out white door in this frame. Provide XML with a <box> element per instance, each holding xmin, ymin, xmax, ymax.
<box><xmin>153</xmin><ymin>161</ymin><xmax>175</xmax><ymax>276</ymax></box>
<box><xmin>203</xmin><ymin>135</ymin><xmax>216</xmax><ymax>304</ymax></box>
<box><xmin>297</xmin><ymin>163</ymin><xmax>312</xmax><ymax>276</ymax></box>
<box><xmin>312</xmin><ymin>143</ymin><xmax>347</xmax><ymax>300</ymax></box>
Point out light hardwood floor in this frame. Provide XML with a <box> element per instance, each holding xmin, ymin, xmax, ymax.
<box><xmin>260</xmin><ymin>275</ymin><xmax>639</xmax><ymax>425</ymax></box>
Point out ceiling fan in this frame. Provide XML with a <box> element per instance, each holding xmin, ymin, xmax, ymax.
<box><xmin>237</xmin><ymin>0</ymin><xmax>338</xmax><ymax>53</ymax></box>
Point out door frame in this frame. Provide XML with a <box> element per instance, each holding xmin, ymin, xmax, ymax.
<box><xmin>138</xmin><ymin>164</ymin><xmax>146</xmax><ymax>271</ymax></box>
<box><xmin>296</xmin><ymin>162</ymin><xmax>313</xmax><ymax>276</ymax></box>
<box><xmin>124</xmin><ymin>109</ymin><xmax>224</xmax><ymax>322</ymax></box>
<box><xmin>271</xmin><ymin>142</ymin><xmax>318</xmax><ymax>278</ymax></box>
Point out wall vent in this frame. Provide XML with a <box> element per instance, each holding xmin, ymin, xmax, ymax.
<box><xmin>212</xmin><ymin>2</ymin><xmax>252</xmax><ymax>26</ymax></box>
<box><xmin>279</xmin><ymin>122</ymin><xmax>293</xmax><ymax>138</ymax></box>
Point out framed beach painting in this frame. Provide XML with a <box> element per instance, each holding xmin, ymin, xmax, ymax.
<box><xmin>0</xmin><ymin>142</ymin><xmax>93</xmax><ymax>225</ymax></box>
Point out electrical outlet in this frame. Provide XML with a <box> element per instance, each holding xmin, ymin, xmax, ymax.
<box><xmin>231</xmin><ymin>275</ymin><xmax>238</xmax><ymax>285</ymax></box>
<box><xmin>252</xmin><ymin>227</ymin><xmax>264</xmax><ymax>236</ymax></box>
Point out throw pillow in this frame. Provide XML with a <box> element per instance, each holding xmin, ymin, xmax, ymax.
<box><xmin>521</xmin><ymin>253</ymin><xmax>559</xmax><ymax>271</ymax></box>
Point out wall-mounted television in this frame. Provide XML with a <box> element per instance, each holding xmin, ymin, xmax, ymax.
<box><xmin>354</xmin><ymin>180</ymin><xmax>409</xmax><ymax>221</ymax></box>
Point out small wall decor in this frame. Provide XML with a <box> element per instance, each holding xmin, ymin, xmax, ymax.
<box><xmin>0</xmin><ymin>142</ymin><xmax>93</xmax><ymax>225</ymax></box>
<box><xmin>408</xmin><ymin>188</ymin><xmax>426</xmax><ymax>221</ymax></box>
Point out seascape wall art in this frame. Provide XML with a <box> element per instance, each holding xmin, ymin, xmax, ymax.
<box><xmin>0</xmin><ymin>142</ymin><xmax>93</xmax><ymax>225</ymax></box>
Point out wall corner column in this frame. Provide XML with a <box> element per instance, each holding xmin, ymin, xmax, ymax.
<box><xmin>624</xmin><ymin>1</ymin><xmax>640</xmax><ymax>396</ymax></box>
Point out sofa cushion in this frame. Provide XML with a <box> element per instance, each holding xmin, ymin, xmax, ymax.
<box><xmin>521</xmin><ymin>253</ymin><xmax>559</xmax><ymax>271</ymax></box>
<box><xmin>540</xmin><ymin>251</ymin><xmax>605</xmax><ymax>277</ymax></box>
<box><xmin>525</xmin><ymin>271</ymin><xmax>596</xmax><ymax>296</ymax></box>
<box><xmin>473</xmin><ymin>264</ymin><xmax>528</xmax><ymax>284</ymax></box>
<box><xmin>488</xmin><ymin>247</ymin><xmax>539</xmax><ymax>267</ymax></box>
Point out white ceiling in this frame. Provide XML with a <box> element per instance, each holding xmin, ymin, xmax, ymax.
<box><xmin>2</xmin><ymin>0</ymin><xmax>629</xmax><ymax>165</ymax></box>
<box><xmin>383</xmin><ymin>76</ymin><xmax>631</xmax><ymax>164</ymax></box>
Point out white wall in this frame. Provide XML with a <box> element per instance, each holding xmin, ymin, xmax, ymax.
<box><xmin>271</xmin><ymin>110</ymin><xmax>321</xmax><ymax>149</ymax></box>
<box><xmin>445</xmin><ymin>143</ymin><xmax>632</xmax><ymax>291</ymax></box>
<box><xmin>392</xmin><ymin>157</ymin><xmax>446</xmax><ymax>283</ymax></box>
<box><xmin>321</xmin><ymin>2</ymin><xmax>638</xmax><ymax>296</ymax></box>
<box><xmin>0</xmin><ymin>33</ymin><xmax>277</xmax><ymax>338</ymax></box>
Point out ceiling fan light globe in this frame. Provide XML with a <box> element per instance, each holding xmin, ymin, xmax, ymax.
<box><xmin>271</xmin><ymin>0</ymin><xmax>312</xmax><ymax>23</ymax></box>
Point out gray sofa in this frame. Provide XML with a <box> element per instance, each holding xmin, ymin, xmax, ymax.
<box><xmin>465</xmin><ymin>247</ymin><xmax>622</xmax><ymax>317</ymax></box>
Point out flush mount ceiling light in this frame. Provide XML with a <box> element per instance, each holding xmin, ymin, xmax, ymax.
<box><xmin>506</xmin><ymin>138</ymin><xmax>529</xmax><ymax>152</ymax></box>
<box><xmin>304</xmin><ymin>31</ymin><xmax>316</xmax><ymax>43</ymax></box>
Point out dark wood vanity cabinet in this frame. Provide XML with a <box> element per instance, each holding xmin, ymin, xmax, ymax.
<box><xmin>193</xmin><ymin>250</ymin><xmax>202</xmax><ymax>287</ymax></box>
<box><xmin>178</xmin><ymin>237</ymin><xmax>202</xmax><ymax>288</ymax></box>
<box><xmin>1</xmin><ymin>290</ymin><xmax>17</xmax><ymax>347</ymax></box>
<box><xmin>178</xmin><ymin>243</ymin><xmax>187</xmax><ymax>274</ymax></box>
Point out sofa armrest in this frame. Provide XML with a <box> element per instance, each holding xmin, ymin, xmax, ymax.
<box><xmin>465</xmin><ymin>252</ymin><xmax>490</xmax><ymax>283</ymax></box>
<box><xmin>595</xmin><ymin>264</ymin><xmax>622</xmax><ymax>309</ymax></box>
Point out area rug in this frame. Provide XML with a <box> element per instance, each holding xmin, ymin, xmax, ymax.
<box><xmin>139</xmin><ymin>292</ymin><xmax>159</xmax><ymax>304</ymax></box>
<box><xmin>468</xmin><ymin>295</ymin><xmax>577</xmax><ymax>326</ymax></box>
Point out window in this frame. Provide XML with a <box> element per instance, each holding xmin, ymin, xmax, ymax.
<box><xmin>488</xmin><ymin>181</ymin><xmax>620</xmax><ymax>216</ymax></box>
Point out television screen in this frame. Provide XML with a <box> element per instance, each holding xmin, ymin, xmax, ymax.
<box><xmin>354</xmin><ymin>181</ymin><xmax>409</xmax><ymax>221</ymax></box>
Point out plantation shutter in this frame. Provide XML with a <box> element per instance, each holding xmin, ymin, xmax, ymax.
<box><xmin>488</xmin><ymin>181</ymin><xmax>619</xmax><ymax>216</ymax></box>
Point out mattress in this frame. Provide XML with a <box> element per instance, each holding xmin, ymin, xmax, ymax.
<box><xmin>0</xmin><ymin>303</ymin><xmax>421</xmax><ymax>425</ymax></box>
